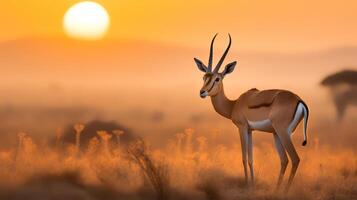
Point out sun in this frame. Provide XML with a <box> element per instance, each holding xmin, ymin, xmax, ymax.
<box><xmin>63</xmin><ymin>1</ymin><xmax>110</xmax><ymax>40</ymax></box>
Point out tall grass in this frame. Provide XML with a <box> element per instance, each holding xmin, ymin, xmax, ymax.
<box><xmin>0</xmin><ymin>126</ymin><xmax>356</xmax><ymax>200</ymax></box>
<box><xmin>128</xmin><ymin>139</ymin><xmax>169</xmax><ymax>200</ymax></box>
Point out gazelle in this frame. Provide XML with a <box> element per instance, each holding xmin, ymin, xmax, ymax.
<box><xmin>194</xmin><ymin>34</ymin><xmax>309</xmax><ymax>191</ymax></box>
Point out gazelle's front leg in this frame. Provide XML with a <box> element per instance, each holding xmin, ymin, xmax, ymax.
<box><xmin>237</xmin><ymin>125</ymin><xmax>249</xmax><ymax>185</ymax></box>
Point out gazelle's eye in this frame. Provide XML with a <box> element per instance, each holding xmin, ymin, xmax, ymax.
<box><xmin>215</xmin><ymin>78</ymin><xmax>220</xmax><ymax>82</ymax></box>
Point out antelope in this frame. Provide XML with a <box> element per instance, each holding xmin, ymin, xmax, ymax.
<box><xmin>194</xmin><ymin>34</ymin><xmax>310</xmax><ymax>191</ymax></box>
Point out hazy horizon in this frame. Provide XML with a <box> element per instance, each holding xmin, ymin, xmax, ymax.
<box><xmin>1</xmin><ymin>35</ymin><xmax>356</xmax><ymax>149</ymax></box>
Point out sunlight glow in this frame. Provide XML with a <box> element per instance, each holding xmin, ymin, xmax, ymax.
<box><xmin>63</xmin><ymin>1</ymin><xmax>110</xmax><ymax>40</ymax></box>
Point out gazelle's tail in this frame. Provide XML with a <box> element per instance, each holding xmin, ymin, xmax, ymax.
<box><xmin>299</xmin><ymin>101</ymin><xmax>309</xmax><ymax>146</ymax></box>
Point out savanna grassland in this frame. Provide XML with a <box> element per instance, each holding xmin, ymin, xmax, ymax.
<box><xmin>0</xmin><ymin>38</ymin><xmax>356</xmax><ymax>200</ymax></box>
<box><xmin>0</xmin><ymin>125</ymin><xmax>356</xmax><ymax>200</ymax></box>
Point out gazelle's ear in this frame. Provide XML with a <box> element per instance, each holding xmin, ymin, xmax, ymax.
<box><xmin>222</xmin><ymin>61</ymin><xmax>237</xmax><ymax>76</ymax></box>
<box><xmin>194</xmin><ymin>58</ymin><xmax>208</xmax><ymax>73</ymax></box>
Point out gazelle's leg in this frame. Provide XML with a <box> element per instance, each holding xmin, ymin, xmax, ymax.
<box><xmin>238</xmin><ymin>127</ymin><xmax>249</xmax><ymax>185</ymax></box>
<box><xmin>247</xmin><ymin>131</ymin><xmax>254</xmax><ymax>185</ymax></box>
<box><xmin>275</xmin><ymin>130</ymin><xmax>300</xmax><ymax>192</ymax></box>
<box><xmin>273</xmin><ymin>134</ymin><xmax>289</xmax><ymax>187</ymax></box>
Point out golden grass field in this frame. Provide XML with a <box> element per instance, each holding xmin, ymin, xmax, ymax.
<box><xmin>0</xmin><ymin>126</ymin><xmax>356</xmax><ymax>200</ymax></box>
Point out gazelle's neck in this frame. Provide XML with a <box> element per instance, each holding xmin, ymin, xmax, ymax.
<box><xmin>210</xmin><ymin>84</ymin><xmax>235</xmax><ymax>119</ymax></box>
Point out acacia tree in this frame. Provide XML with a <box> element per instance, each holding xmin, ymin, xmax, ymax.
<box><xmin>14</xmin><ymin>132</ymin><xmax>27</xmax><ymax>166</ymax></box>
<box><xmin>97</xmin><ymin>130</ymin><xmax>112</xmax><ymax>155</ymax></box>
<box><xmin>73</xmin><ymin>123</ymin><xmax>85</xmax><ymax>155</ymax></box>
<box><xmin>112</xmin><ymin>130</ymin><xmax>124</xmax><ymax>147</ymax></box>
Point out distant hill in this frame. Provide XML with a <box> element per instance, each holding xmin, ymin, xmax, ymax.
<box><xmin>61</xmin><ymin>120</ymin><xmax>136</xmax><ymax>149</ymax></box>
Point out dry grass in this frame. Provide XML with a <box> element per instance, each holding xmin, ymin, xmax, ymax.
<box><xmin>0</xmin><ymin>128</ymin><xmax>356</xmax><ymax>200</ymax></box>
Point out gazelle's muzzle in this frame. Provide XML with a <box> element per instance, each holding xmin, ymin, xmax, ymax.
<box><xmin>200</xmin><ymin>90</ymin><xmax>208</xmax><ymax>98</ymax></box>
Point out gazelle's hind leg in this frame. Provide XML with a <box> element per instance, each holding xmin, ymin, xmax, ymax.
<box><xmin>274</xmin><ymin>127</ymin><xmax>300</xmax><ymax>192</ymax></box>
<box><xmin>270</xmin><ymin>92</ymin><xmax>302</xmax><ymax>191</ymax></box>
<box><xmin>247</xmin><ymin>132</ymin><xmax>254</xmax><ymax>185</ymax></box>
<box><xmin>273</xmin><ymin>134</ymin><xmax>289</xmax><ymax>187</ymax></box>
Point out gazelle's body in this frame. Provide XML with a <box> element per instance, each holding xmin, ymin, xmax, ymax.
<box><xmin>214</xmin><ymin>87</ymin><xmax>307</xmax><ymax>135</ymax></box>
<box><xmin>194</xmin><ymin>34</ymin><xmax>309</xmax><ymax>191</ymax></box>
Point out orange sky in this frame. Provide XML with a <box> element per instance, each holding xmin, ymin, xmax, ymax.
<box><xmin>1</xmin><ymin>0</ymin><xmax>357</xmax><ymax>52</ymax></box>
<box><xmin>0</xmin><ymin>0</ymin><xmax>356</xmax><ymax>152</ymax></box>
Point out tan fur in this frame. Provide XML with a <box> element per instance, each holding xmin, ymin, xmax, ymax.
<box><xmin>207</xmin><ymin>84</ymin><xmax>306</xmax><ymax>192</ymax></box>
<box><xmin>195</xmin><ymin>34</ymin><xmax>309</xmax><ymax>192</ymax></box>
<box><xmin>247</xmin><ymin>88</ymin><xmax>282</xmax><ymax>108</ymax></box>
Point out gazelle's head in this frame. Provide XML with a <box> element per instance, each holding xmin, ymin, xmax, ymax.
<box><xmin>194</xmin><ymin>34</ymin><xmax>237</xmax><ymax>98</ymax></box>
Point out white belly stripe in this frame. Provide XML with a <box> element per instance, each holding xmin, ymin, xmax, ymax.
<box><xmin>248</xmin><ymin>119</ymin><xmax>273</xmax><ymax>132</ymax></box>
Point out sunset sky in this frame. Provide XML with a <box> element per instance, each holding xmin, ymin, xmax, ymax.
<box><xmin>1</xmin><ymin>0</ymin><xmax>357</xmax><ymax>52</ymax></box>
<box><xmin>0</xmin><ymin>0</ymin><xmax>356</xmax><ymax>160</ymax></box>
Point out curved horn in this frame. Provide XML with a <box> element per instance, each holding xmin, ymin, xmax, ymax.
<box><xmin>214</xmin><ymin>34</ymin><xmax>231</xmax><ymax>73</ymax></box>
<box><xmin>207</xmin><ymin>33</ymin><xmax>218</xmax><ymax>72</ymax></box>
